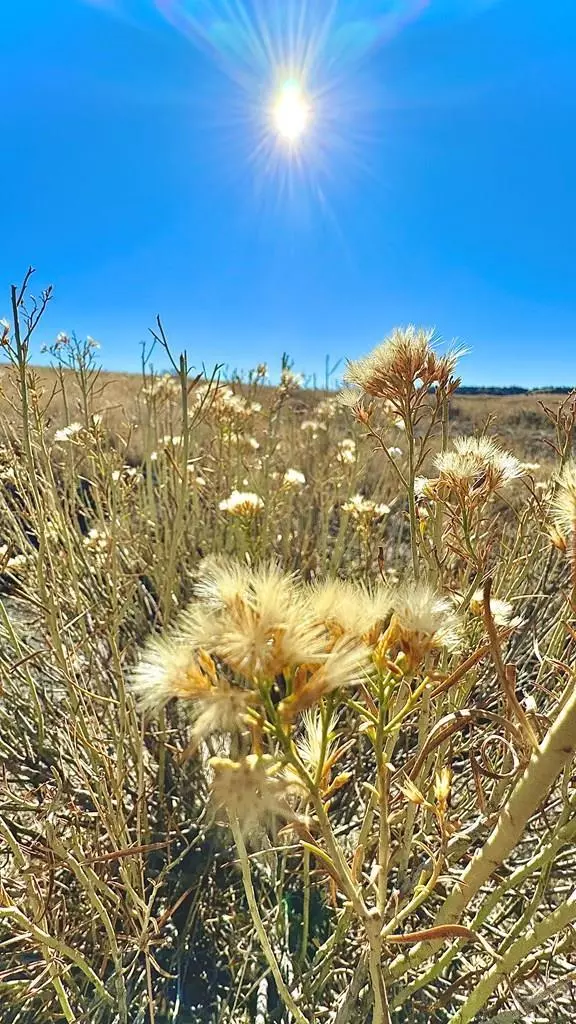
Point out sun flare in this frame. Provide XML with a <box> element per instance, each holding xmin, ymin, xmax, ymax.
<box><xmin>272</xmin><ymin>79</ymin><xmax>311</xmax><ymax>142</ymax></box>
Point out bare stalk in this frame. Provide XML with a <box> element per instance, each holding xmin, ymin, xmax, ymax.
<box><xmin>230</xmin><ymin>816</ymin><xmax>308</xmax><ymax>1024</ymax></box>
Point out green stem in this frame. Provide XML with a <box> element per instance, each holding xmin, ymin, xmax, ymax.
<box><xmin>368</xmin><ymin>940</ymin><xmax>391</xmax><ymax>1024</ymax></box>
<box><xmin>387</xmin><ymin>677</ymin><xmax>576</xmax><ymax>982</ymax></box>
<box><xmin>299</xmin><ymin>846</ymin><xmax>311</xmax><ymax>964</ymax></box>
<box><xmin>447</xmin><ymin>888</ymin><xmax>576</xmax><ymax>1023</ymax></box>
<box><xmin>230</xmin><ymin>816</ymin><xmax>308</xmax><ymax>1024</ymax></box>
<box><xmin>406</xmin><ymin>413</ymin><xmax>420</xmax><ymax>580</ymax></box>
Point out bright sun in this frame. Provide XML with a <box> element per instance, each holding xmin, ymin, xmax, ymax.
<box><xmin>272</xmin><ymin>79</ymin><xmax>311</xmax><ymax>142</ymax></box>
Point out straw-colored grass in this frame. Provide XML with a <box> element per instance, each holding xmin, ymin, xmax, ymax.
<box><xmin>1</xmin><ymin>276</ymin><xmax>575</xmax><ymax>1024</ymax></box>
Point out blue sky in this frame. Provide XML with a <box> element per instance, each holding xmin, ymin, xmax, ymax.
<box><xmin>1</xmin><ymin>0</ymin><xmax>576</xmax><ymax>386</ymax></box>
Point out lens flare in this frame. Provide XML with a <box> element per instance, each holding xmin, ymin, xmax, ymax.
<box><xmin>272</xmin><ymin>80</ymin><xmax>311</xmax><ymax>142</ymax></box>
<box><xmin>83</xmin><ymin>1</ymin><xmax>505</xmax><ymax>209</ymax></box>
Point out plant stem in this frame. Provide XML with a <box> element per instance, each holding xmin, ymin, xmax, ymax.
<box><xmin>387</xmin><ymin>677</ymin><xmax>576</xmax><ymax>982</ymax></box>
<box><xmin>447</xmin><ymin>888</ymin><xmax>576</xmax><ymax>1023</ymax></box>
<box><xmin>368</xmin><ymin>941</ymin><xmax>391</xmax><ymax>1024</ymax></box>
<box><xmin>405</xmin><ymin>405</ymin><xmax>420</xmax><ymax>580</ymax></box>
<box><xmin>230</xmin><ymin>816</ymin><xmax>308</xmax><ymax>1024</ymax></box>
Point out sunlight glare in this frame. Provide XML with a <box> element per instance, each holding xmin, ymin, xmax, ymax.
<box><xmin>272</xmin><ymin>80</ymin><xmax>311</xmax><ymax>143</ymax></box>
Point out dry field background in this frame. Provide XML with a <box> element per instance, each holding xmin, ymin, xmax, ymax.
<box><xmin>0</xmin><ymin>362</ymin><xmax>566</xmax><ymax>460</ymax></box>
<box><xmin>1</xmin><ymin>287</ymin><xmax>576</xmax><ymax>1024</ymax></box>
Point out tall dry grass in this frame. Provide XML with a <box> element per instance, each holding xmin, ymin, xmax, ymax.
<box><xmin>0</xmin><ymin>273</ymin><xmax>575</xmax><ymax>1024</ymax></box>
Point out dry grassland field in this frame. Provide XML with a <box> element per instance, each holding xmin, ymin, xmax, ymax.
<box><xmin>1</xmin><ymin>294</ymin><xmax>576</xmax><ymax>1023</ymax></box>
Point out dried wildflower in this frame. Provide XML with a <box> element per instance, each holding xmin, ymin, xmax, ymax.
<box><xmin>282</xmin><ymin>468</ymin><xmax>306</xmax><ymax>490</ymax></box>
<box><xmin>434</xmin><ymin>436</ymin><xmax>523</xmax><ymax>498</ymax></box>
<box><xmin>54</xmin><ymin>422</ymin><xmax>84</xmax><ymax>443</ymax></box>
<box><xmin>294</xmin><ymin>708</ymin><xmax>339</xmax><ymax>777</ymax></box>
<box><xmin>551</xmin><ymin>459</ymin><xmax>576</xmax><ymax>545</ymax></box>
<box><xmin>132</xmin><ymin>632</ymin><xmax>256</xmax><ymax>742</ymax></box>
<box><xmin>83</xmin><ymin>527</ymin><xmax>109</xmax><ymax>552</ymax></box>
<box><xmin>211</xmin><ymin>588</ymin><xmax>325</xmax><ymax>681</ymax></box>
<box><xmin>279</xmin><ymin>637</ymin><xmax>371</xmax><ymax>721</ymax></box>
<box><xmin>387</xmin><ymin>446</ymin><xmax>403</xmax><ymax>457</ymax></box>
<box><xmin>344</xmin><ymin>326</ymin><xmax>463</xmax><ymax>402</ymax></box>
<box><xmin>0</xmin><ymin>547</ymin><xmax>29</xmax><ymax>572</ymax></box>
<box><xmin>219</xmin><ymin>490</ymin><xmax>264</xmax><ymax>517</ymax></box>
<box><xmin>399</xmin><ymin>776</ymin><xmax>427</xmax><ymax>807</ymax></box>
<box><xmin>338</xmin><ymin>448</ymin><xmax>356</xmax><ymax>465</ymax></box>
<box><xmin>111</xmin><ymin>466</ymin><xmax>143</xmax><ymax>484</ymax></box>
<box><xmin>309</xmin><ymin>578</ymin><xmax>393</xmax><ymax>646</ymax></box>
<box><xmin>342</xmin><ymin>494</ymin><xmax>391</xmax><ymax>519</ymax></box>
<box><xmin>315</xmin><ymin>397</ymin><xmax>339</xmax><ymax>418</ymax></box>
<box><xmin>381</xmin><ymin>582</ymin><xmax>462</xmax><ymax>668</ymax></box>
<box><xmin>415</xmin><ymin>477</ymin><xmax>433</xmax><ymax>498</ymax></box>
<box><xmin>337</xmin><ymin>386</ymin><xmax>365</xmax><ymax>410</ymax></box>
<box><xmin>192</xmin><ymin>557</ymin><xmax>255</xmax><ymax>609</ymax></box>
<box><xmin>279</xmin><ymin>366</ymin><xmax>303</xmax><ymax>394</ymax></box>
<box><xmin>189</xmin><ymin>683</ymin><xmax>256</xmax><ymax>745</ymax></box>
<box><xmin>546</xmin><ymin>523</ymin><xmax>567</xmax><ymax>553</ymax></box>
<box><xmin>290</xmin><ymin>709</ymin><xmax>352</xmax><ymax>796</ymax></box>
<box><xmin>210</xmin><ymin>754</ymin><xmax>302</xmax><ymax>832</ymax></box>
<box><xmin>434</xmin><ymin>766</ymin><xmax>452</xmax><ymax>819</ymax></box>
<box><xmin>132</xmin><ymin>635</ymin><xmax>214</xmax><ymax>712</ymax></box>
<box><xmin>301</xmin><ymin>419</ymin><xmax>326</xmax><ymax>436</ymax></box>
<box><xmin>337</xmin><ymin>438</ymin><xmax>357</xmax><ymax>464</ymax></box>
<box><xmin>183</xmin><ymin>558</ymin><xmax>327</xmax><ymax>681</ymax></box>
<box><xmin>469</xmin><ymin>589</ymin><xmax>519</xmax><ymax>628</ymax></box>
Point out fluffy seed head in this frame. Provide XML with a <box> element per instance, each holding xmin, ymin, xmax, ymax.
<box><xmin>54</xmin><ymin>422</ymin><xmax>84</xmax><ymax>443</ymax></box>
<box><xmin>131</xmin><ymin>635</ymin><xmax>214</xmax><ymax>713</ymax></box>
<box><xmin>301</xmin><ymin>419</ymin><xmax>325</xmax><ymax>436</ymax></box>
<box><xmin>182</xmin><ymin>558</ymin><xmax>327</xmax><ymax>681</ymax></box>
<box><xmin>337</xmin><ymin>438</ymin><xmax>357</xmax><ymax>464</ymax></box>
<box><xmin>344</xmin><ymin>326</ymin><xmax>463</xmax><ymax>402</ymax></box>
<box><xmin>342</xmin><ymin>494</ymin><xmax>391</xmax><ymax>519</ymax></box>
<box><xmin>294</xmin><ymin>708</ymin><xmax>339</xmax><ymax>777</ymax></box>
<box><xmin>309</xmin><ymin>578</ymin><xmax>393</xmax><ymax>646</ymax></box>
<box><xmin>279</xmin><ymin>636</ymin><xmax>371</xmax><ymax>722</ymax></box>
<box><xmin>219</xmin><ymin>490</ymin><xmax>264</xmax><ymax>516</ymax></box>
<box><xmin>383</xmin><ymin>582</ymin><xmax>462</xmax><ymax>668</ymax></box>
<box><xmin>282</xmin><ymin>468</ymin><xmax>306</xmax><ymax>490</ymax></box>
<box><xmin>188</xmin><ymin>683</ymin><xmax>256</xmax><ymax>745</ymax></box>
<box><xmin>434</xmin><ymin>436</ymin><xmax>523</xmax><ymax>498</ymax></box>
<box><xmin>469</xmin><ymin>589</ymin><xmax>520</xmax><ymax>628</ymax></box>
<box><xmin>551</xmin><ymin>460</ymin><xmax>576</xmax><ymax>539</ymax></box>
<box><xmin>132</xmin><ymin>624</ymin><xmax>257</xmax><ymax>744</ymax></box>
<box><xmin>210</xmin><ymin>754</ymin><xmax>303</xmax><ymax>832</ymax></box>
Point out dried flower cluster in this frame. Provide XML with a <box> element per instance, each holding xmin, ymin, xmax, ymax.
<box><xmin>342</xmin><ymin>326</ymin><xmax>463</xmax><ymax>406</ymax></box>
<box><xmin>434</xmin><ymin>436</ymin><xmax>524</xmax><ymax>501</ymax></box>
<box><xmin>133</xmin><ymin>560</ymin><xmax>463</xmax><ymax>831</ymax></box>
<box><xmin>219</xmin><ymin>490</ymin><xmax>264</xmax><ymax>517</ymax></box>
<box><xmin>551</xmin><ymin>459</ymin><xmax>576</xmax><ymax>562</ymax></box>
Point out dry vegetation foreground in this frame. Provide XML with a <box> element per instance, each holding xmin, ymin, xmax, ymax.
<box><xmin>1</xmin><ymin>285</ymin><xmax>576</xmax><ymax>1024</ymax></box>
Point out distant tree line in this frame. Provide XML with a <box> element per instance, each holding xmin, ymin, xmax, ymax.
<box><xmin>454</xmin><ymin>386</ymin><xmax>574</xmax><ymax>395</ymax></box>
